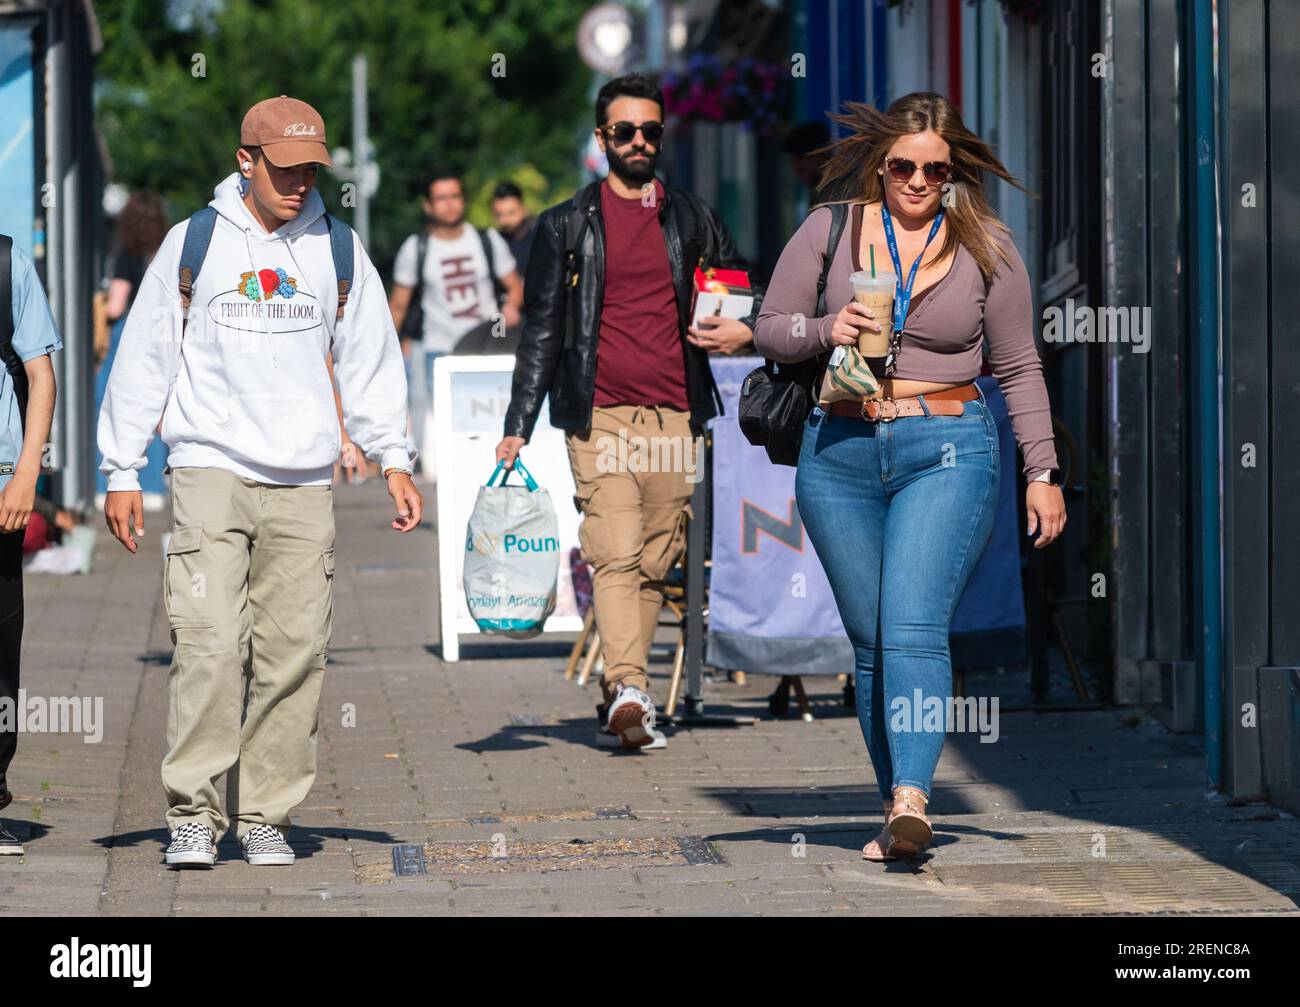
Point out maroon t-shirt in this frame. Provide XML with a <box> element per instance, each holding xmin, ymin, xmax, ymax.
<box><xmin>593</xmin><ymin>178</ymin><xmax>689</xmax><ymax>410</ymax></box>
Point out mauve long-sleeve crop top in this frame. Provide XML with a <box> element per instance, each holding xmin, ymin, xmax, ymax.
<box><xmin>753</xmin><ymin>202</ymin><xmax>1059</xmax><ymax>480</ymax></box>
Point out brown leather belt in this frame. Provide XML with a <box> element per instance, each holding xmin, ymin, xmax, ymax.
<box><xmin>827</xmin><ymin>382</ymin><xmax>979</xmax><ymax>422</ymax></box>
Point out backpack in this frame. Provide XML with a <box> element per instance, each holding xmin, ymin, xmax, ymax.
<box><xmin>737</xmin><ymin>201</ymin><xmax>849</xmax><ymax>466</ymax></box>
<box><xmin>397</xmin><ymin>226</ymin><xmax>507</xmax><ymax>343</ymax></box>
<box><xmin>176</xmin><ymin>206</ymin><xmax>354</xmax><ymax>331</ymax></box>
<box><xmin>0</xmin><ymin>234</ymin><xmax>28</xmax><ymax>432</ymax></box>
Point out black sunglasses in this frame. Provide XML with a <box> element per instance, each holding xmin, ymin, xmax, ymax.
<box><xmin>885</xmin><ymin>157</ymin><xmax>953</xmax><ymax>185</ymax></box>
<box><xmin>602</xmin><ymin>120</ymin><xmax>665</xmax><ymax>145</ymax></box>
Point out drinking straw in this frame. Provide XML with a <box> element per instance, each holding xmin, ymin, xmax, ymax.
<box><xmin>869</xmin><ymin>244</ymin><xmax>876</xmax><ymax>279</ymax></box>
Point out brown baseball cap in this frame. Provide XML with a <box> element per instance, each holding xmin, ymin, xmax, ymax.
<box><xmin>240</xmin><ymin>95</ymin><xmax>333</xmax><ymax>168</ymax></box>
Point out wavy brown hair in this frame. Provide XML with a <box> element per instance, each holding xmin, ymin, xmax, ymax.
<box><xmin>116</xmin><ymin>192</ymin><xmax>169</xmax><ymax>260</ymax></box>
<box><xmin>816</xmin><ymin>92</ymin><xmax>1030</xmax><ymax>282</ymax></box>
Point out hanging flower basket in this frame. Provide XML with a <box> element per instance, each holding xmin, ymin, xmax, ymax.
<box><xmin>660</xmin><ymin>54</ymin><xmax>790</xmax><ymax>137</ymax></box>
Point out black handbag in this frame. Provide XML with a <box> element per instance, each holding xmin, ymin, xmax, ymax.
<box><xmin>738</xmin><ymin>202</ymin><xmax>849</xmax><ymax>466</ymax></box>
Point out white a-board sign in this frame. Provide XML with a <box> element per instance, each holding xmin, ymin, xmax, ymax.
<box><xmin>433</xmin><ymin>355</ymin><xmax>583</xmax><ymax>661</ymax></box>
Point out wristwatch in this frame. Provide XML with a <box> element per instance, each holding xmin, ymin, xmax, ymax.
<box><xmin>1031</xmin><ymin>468</ymin><xmax>1063</xmax><ymax>487</ymax></box>
<box><xmin>383</xmin><ymin>466</ymin><xmax>413</xmax><ymax>479</ymax></box>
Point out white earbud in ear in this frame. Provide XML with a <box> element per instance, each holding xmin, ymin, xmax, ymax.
<box><xmin>242</xmin><ymin>161</ymin><xmax>253</xmax><ymax>172</ymax></box>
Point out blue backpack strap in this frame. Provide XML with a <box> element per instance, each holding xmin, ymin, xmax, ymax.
<box><xmin>325</xmin><ymin>213</ymin><xmax>353</xmax><ymax>322</ymax></box>
<box><xmin>178</xmin><ymin>207</ymin><xmax>218</xmax><ymax>322</ymax></box>
<box><xmin>0</xmin><ymin>234</ymin><xmax>24</xmax><ymax>430</ymax></box>
<box><xmin>0</xmin><ymin>235</ymin><xmax>13</xmax><ymax>349</ymax></box>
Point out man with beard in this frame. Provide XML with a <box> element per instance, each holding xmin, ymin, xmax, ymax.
<box><xmin>490</xmin><ymin>181</ymin><xmax>538</xmax><ymax>279</ymax></box>
<box><xmin>496</xmin><ymin>73</ymin><xmax>762</xmax><ymax>751</ymax></box>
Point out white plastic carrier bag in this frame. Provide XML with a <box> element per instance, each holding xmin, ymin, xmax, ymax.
<box><xmin>463</xmin><ymin>457</ymin><xmax>559</xmax><ymax>638</ymax></box>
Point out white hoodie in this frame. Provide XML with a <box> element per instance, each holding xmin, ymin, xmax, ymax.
<box><xmin>98</xmin><ymin>173</ymin><xmax>414</xmax><ymax>490</ymax></box>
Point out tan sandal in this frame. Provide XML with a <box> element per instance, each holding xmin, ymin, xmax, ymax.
<box><xmin>861</xmin><ymin>801</ymin><xmax>897</xmax><ymax>862</ymax></box>
<box><xmin>886</xmin><ymin>786</ymin><xmax>932</xmax><ymax>859</ymax></box>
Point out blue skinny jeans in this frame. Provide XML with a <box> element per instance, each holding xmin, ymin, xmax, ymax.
<box><xmin>794</xmin><ymin>389</ymin><xmax>1000</xmax><ymax>802</ymax></box>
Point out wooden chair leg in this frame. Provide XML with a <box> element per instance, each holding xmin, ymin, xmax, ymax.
<box><xmin>576</xmin><ymin>628</ymin><xmax>601</xmax><ymax>687</ymax></box>
<box><xmin>1052</xmin><ymin>606</ymin><xmax>1091</xmax><ymax>701</ymax></box>
<box><xmin>665</xmin><ymin>638</ymin><xmax>686</xmax><ymax>717</ymax></box>
<box><xmin>564</xmin><ymin>609</ymin><xmax>595</xmax><ymax>681</ymax></box>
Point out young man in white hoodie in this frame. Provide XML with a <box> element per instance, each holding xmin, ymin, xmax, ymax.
<box><xmin>98</xmin><ymin>96</ymin><xmax>420</xmax><ymax>868</ymax></box>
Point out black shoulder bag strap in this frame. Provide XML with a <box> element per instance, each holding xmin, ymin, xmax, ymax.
<box><xmin>807</xmin><ymin>201</ymin><xmax>850</xmax><ymax>386</ymax></box>
<box><xmin>0</xmin><ymin>235</ymin><xmax>25</xmax><ymax>431</ymax></box>
<box><xmin>564</xmin><ymin>182</ymin><xmax>599</xmax><ymax>264</ymax></box>
<box><xmin>416</xmin><ymin>231</ymin><xmax>429</xmax><ymax>289</ymax></box>
<box><xmin>816</xmin><ymin>203</ymin><xmax>850</xmax><ymax>321</ymax></box>
<box><xmin>561</xmin><ymin>182</ymin><xmax>600</xmax><ymax>349</ymax></box>
<box><xmin>477</xmin><ymin>227</ymin><xmax>507</xmax><ymax>308</ymax></box>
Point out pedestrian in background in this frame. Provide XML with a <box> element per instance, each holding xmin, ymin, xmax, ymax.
<box><xmin>98</xmin><ymin>95</ymin><xmax>420</xmax><ymax>869</ymax></box>
<box><xmin>491</xmin><ymin>181</ymin><xmax>538</xmax><ymax>279</ymax></box>
<box><xmin>389</xmin><ymin>170</ymin><xmax>523</xmax><ymax>477</ymax></box>
<box><xmin>497</xmin><ymin>73</ymin><xmax>763</xmax><ymax>751</ymax></box>
<box><xmin>0</xmin><ymin>234</ymin><xmax>62</xmax><ymax>855</ymax></box>
<box><xmin>95</xmin><ymin>192</ymin><xmax>170</xmax><ymax>508</ymax></box>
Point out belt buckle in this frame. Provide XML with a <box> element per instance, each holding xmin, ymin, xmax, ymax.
<box><xmin>862</xmin><ymin>397</ymin><xmax>898</xmax><ymax>423</ymax></box>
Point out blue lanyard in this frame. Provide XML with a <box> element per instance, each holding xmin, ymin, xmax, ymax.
<box><xmin>880</xmin><ymin>203</ymin><xmax>945</xmax><ymax>333</ymax></box>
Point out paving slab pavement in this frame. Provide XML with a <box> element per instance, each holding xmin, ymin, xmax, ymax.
<box><xmin>2</xmin><ymin>481</ymin><xmax>1297</xmax><ymax>917</ymax></box>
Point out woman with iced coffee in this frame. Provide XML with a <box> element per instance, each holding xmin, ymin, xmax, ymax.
<box><xmin>754</xmin><ymin>92</ymin><xmax>1065</xmax><ymax>860</ymax></box>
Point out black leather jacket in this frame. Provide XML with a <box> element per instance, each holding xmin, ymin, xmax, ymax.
<box><xmin>504</xmin><ymin>180</ymin><xmax>764</xmax><ymax>441</ymax></box>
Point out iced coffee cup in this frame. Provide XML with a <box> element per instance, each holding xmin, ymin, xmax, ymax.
<box><xmin>849</xmin><ymin>270</ymin><xmax>896</xmax><ymax>358</ymax></box>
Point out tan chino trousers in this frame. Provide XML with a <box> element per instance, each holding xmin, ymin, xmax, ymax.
<box><xmin>566</xmin><ymin>405</ymin><xmax>698</xmax><ymax>703</ymax></box>
<box><xmin>161</xmin><ymin>466</ymin><xmax>335</xmax><ymax>839</ymax></box>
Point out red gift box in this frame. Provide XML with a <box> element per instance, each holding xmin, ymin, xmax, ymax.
<box><xmin>693</xmin><ymin>266</ymin><xmax>751</xmax><ymax>294</ymax></box>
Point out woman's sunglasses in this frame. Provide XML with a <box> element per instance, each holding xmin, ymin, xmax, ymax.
<box><xmin>602</xmin><ymin>120</ymin><xmax>665</xmax><ymax>145</ymax></box>
<box><xmin>885</xmin><ymin>157</ymin><xmax>953</xmax><ymax>185</ymax></box>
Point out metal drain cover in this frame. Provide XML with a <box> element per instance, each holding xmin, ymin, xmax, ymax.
<box><xmin>391</xmin><ymin>843</ymin><xmax>427</xmax><ymax>877</ymax></box>
<box><xmin>366</xmin><ymin>835</ymin><xmax>724</xmax><ymax>880</ymax></box>
<box><xmin>465</xmin><ymin>806</ymin><xmax>638</xmax><ymax>826</ymax></box>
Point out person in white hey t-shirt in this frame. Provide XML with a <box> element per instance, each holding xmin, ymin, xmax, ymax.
<box><xmin>389</xmin><ymin>170</ymin><xmax>523</xmax><ymax>473</ymax></box>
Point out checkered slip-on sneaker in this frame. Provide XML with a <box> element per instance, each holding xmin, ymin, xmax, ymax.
<box><xmin>240</xmin><ymin>824</ymin><xmax>295</xmax><ymax>866</ymax></box>
<box><xmin>165</xmin><ymin>822</ymin><xmax>216</xmax><ymax>868</ymax></box>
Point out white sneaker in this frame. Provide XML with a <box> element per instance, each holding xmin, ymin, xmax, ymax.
<box><xmin>0</xmin><ymin>823</ymin><xmax>23</xmax><ymax>856</ymax></box>
<box><xmin>603</xmin><ymin>686</ymin><xmax>664</xmax><ymax>750</ymax></box>
<box><xmin>241</xmin><ymin>824</ymin><xmax>295</xmax><ymax>866</ymax></box>
<box><xmin>597</xmin><ymin>713</ymin><xmax>667</xmax><ymax>750</ymax></box>
<box><xmin>165</xmin><ymin>822</ymin><xmax>216</xmax><ymax>868</ymax></box>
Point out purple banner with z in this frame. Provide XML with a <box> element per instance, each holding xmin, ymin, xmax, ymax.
<box><xmin>706</xmin><ymin>357</ymin><xmax>1027</xmax><ymax>676</ymax></box>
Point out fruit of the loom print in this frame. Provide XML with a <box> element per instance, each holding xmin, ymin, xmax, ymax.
<box><xmin>258</xmin><ymin>269</ymin><xmax>281</xmax><ymax>299</ymax></box>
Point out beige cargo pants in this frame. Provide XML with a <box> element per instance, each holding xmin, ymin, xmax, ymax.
<box><xmin>566</xmin><ymin>405</ymin><xmax>699</xmax><ymax>704</ymax></box>
<box><xmin>161</xmin><ymin>466</ymin><xmax>335</xmax><ymax>839</ymax></box>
